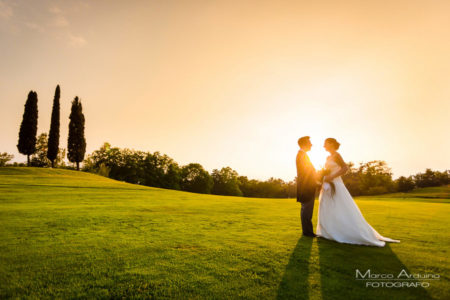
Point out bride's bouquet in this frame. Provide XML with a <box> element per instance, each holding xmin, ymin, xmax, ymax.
<box><xmin>317</xmin><ymin>168</ymin><xmax>336</xmax><ymax>196</ymax></box>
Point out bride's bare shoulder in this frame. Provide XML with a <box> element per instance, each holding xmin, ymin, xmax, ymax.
<box><xmin>333</xmin><ymin>152</ymin><xmax>343</xmax><ymax>159</ymax></box>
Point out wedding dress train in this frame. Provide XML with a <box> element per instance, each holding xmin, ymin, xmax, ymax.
<box><xmin>316</xmin><ymin>160</ymin><xmax>400</xmax><ymax>247</ymax></box>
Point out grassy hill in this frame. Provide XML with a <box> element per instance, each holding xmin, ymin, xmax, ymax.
<box><xmin>0</xmin><ymin>167</ymin><xmax>448</xmax><ymax>299</ymax></box>
<box><xmin>376</xmin><ymin>185</ymin><xmax>450</xmax><ymax>201</ymax></box>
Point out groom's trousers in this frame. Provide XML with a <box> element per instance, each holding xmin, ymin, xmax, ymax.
<box><xmin>301</xmin><ymin>197</ymin><xmax>315</xmax><ymax>236</ymax></box>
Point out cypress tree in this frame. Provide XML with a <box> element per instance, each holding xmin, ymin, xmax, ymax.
<box><xmin>47</xmin><ymin>85</ymin><xmax>60</xmax><ymax>168</ymax></box>
<box><xmin>17</xmin><ymin>91</ymin><xmax>38</xmax><ymax>166</ymax></box>
<box><xmin>67</xmin><ymin>96</ymin><xmax>86</xmax><ymax>170</ymax></box>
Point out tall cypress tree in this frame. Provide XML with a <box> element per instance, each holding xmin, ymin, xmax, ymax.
<box><xmin>47</xmin><ymin>85</ymin><xmax>60</xmax><ymax>168</ymax></box>
<box><xmin>67</xmin><ymin>96</ymin><xmax>86</xmax><ymax>170</ymax></box>
<box><xmin>17</xmin><ymin>91</ymin><xmax>38</xmax><ymax>166</ymax></box>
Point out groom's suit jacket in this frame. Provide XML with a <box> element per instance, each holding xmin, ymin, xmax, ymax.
<box><xmin>296</xmin><ymin>150</ymin><xmax>317</xmax><ymax>203</ymax></box>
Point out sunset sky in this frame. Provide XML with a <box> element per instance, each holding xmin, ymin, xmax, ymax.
<box><xmin>1</xmin><ymin>0</ymin><xmax>449</xmax><ymax>181</ymax></box>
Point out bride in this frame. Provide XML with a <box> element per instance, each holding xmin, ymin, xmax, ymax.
<box><xmin>316</xmin><ymin>138</ymin><xmax>400</xmax><ymax>247</ymax></box>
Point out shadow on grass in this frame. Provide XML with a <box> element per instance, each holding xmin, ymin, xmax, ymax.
<box><xmin>277</xmin><ymin>237</ymin><xmax>432</xmax><ymax>300</ymax></box>
<box><xmin>276</xmin><ymin>236</ymin><xmax>313</xmax><ymax>300</ymax></box>
<box><xmin>317</xmin><ymin>238</ymin><xmax>431</xmax><ymax>300</ymax></box>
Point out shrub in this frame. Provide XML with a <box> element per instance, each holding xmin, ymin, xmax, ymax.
<box><xmin>0</xmin><ymin>153</ymin><xmax>14</xmax><ymax>167</ymax></box>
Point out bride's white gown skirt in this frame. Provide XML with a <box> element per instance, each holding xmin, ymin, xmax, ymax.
<box><xmin>317</xmin><ymin>174</ymin><xmax>400</xmax><ymax>247</ymax></box>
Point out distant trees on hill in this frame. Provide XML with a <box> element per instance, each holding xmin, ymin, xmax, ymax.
<box><xmin>67</xmin><ymin>97</ymin><xmax>86</xmax><ymax>171</ymax></box>
<box><xmin>212</xmin><ymin>167</ymin><xmax>242</xmax><ymax>196</ymax></box>
<box><xmin>238</xmin><ymin>176</ymin><xmax>293</xmax><ymax>198</ymax></box>
<box><xmin>83</xmin><ymin>143</ymin><xmax>181</xmax><ymax>189</ymax></box>
<box><xmin>181</xmin><ymin>163</ymin><xmax>213</xmax><ymax>194</ymax></box>
<box><xmin>82</xmin><ymin>143</ymin><xmax>449</xmax><ymax>197</ymax></box>
<box><xmin>0</xmin><ymin>153</ymin><xmax>14</xmax><ymax>167</ymax></box>
<box><xmin>413</xmin><ymin>169</ymin><xmax>449</xmax><ymax>188</ymax></box>
<box><xmin>343</xmin><ymin>161</ymin><xmax>395</xmax><ymax>196</ymax></box>
<box><xmin>30</xmin><ymin>133</ymin><xmax>66</xmax><ymax>167</ymax></box>
<box><xmin>17</xmin><ymin>91</ymin><xmax>38</xmax><ymax>166</ymax></box>
<box><xmin>342</xmin><ymin>162</ymin><xmax>449</xmax><ymax>195</ymax></box>
<box><xmin>9</xmin><ymin>87</ymin><xmax>449</xmax><ymax>196</ymax></box>
<box><xmin>396</xmin><ymin>176</ymin><xmax>416</xmax><ymax>192</ymax></box>
<box><xmin>5</xmin><ymin>133</ymin><xmax>450</xmax><ymax>197</ymax></box>
<box><xmin>343</xmin><ymin>161</ymin><xmax>450</xmax><ymax>196</ymax></box>
<box><xmin>47</xmin><ymin>85</ymin><xmax>60</xmax><ymax>168</ymax></box>
<box><xmin>15</xmin><ymin>86</ymin><xmax>86</xmax><ymax>170</ymax></box>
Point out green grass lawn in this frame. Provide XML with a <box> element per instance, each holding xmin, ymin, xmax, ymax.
<box><xmin>0</xmin><ymin>167</ymin><xmax>448</xmax><ymax>299</ymax></box>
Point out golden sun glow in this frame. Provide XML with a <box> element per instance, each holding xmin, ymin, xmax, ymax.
<box><xmin>308</xmin><ymin>148</ymin><xmax>329</xmax><ymax>171</ymax></box>
<box><xmin>1</xmin><ymin>1</ymin><xmax>449</xmax><ymax>180</ymax></box>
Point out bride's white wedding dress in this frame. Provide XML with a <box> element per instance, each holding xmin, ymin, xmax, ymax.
<box><xmin>316</xmin><ymin>158</ymin><xmax>400</xmax><ymax>247</ymax></box>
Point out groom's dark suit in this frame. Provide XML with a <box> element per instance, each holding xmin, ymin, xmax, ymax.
<box><xmin>296</xmin><ymin>149</ymin><xmax>317</xmax><ymax>236</ymax></box>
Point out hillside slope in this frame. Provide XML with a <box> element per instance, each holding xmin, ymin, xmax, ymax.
<box><xmin>0</xmin><ymin>167</ymin><xmax>448</xmax><ymax>299</ymax></box>
<box><xmin>381</xmin><ymin>185</ymin><xmax>450</xmax><ymax>200</ymax></box>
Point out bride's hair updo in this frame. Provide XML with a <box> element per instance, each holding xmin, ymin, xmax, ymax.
<box><xmin>325</xmin><ymin>138</ymin><xmax>340</xmax><ymax>150</ymax></box>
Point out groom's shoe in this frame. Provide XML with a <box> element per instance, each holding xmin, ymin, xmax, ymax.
<box><xmin>303</xmin><ymin>233</ymin><xmax>317</xmax><ymax>238</ymax></box>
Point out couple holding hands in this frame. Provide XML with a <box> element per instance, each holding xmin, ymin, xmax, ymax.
<box><xmin>296</xmin><ymin>136</ymin><xmax>399</xmax><ymax>247</ymax></box>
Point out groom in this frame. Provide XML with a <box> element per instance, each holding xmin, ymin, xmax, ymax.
<box><xmin>296</xmin><ymin>136</ymin><xmax>318</xmax><ymax>237</ymax></box>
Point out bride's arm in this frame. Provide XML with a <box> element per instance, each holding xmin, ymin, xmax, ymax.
<box><xmin>325</xmin><ymin>153</ymin><xmax>349</xmax><ymax>182</ymax></box>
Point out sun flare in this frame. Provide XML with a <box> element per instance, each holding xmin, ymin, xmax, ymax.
<box><xmin>308</xmin><ymin>148</ymin><xmax>329</xmax><ymax>170</ymax></box>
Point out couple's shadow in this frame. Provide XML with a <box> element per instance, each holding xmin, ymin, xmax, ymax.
<box><xmin>276</xmin><ymin>236</ymin><xmax>430</xmax><ymax>300</ymax></box>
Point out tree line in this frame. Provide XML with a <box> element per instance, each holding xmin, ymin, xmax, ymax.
<box><xmin>80</xmin><ymin>143</ymin><xmax>294</xmax><ymax>197</ymax></box>
<box><xmin>78</xmin><ymin>143</ymin><xmax>450</xmax><ymax>197</ymax></box>
<box><xmin>4</xmin><ymin>86</ymin><xmax>448</xmax><ymax>197</ymax></box>
<box><xmin>15</xmin><ymin>86</ymin><xmax>86</xmax><ymax>170</ymax></box>
<box><xmin>341</xmin><ymin>161</ymin><xmax>448</xmax><ymax>195</ymax></box>
<box><xmin>3</xmin><ymin>138</ymin><xmax>448</xmax><ymax>198</ymax></box>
